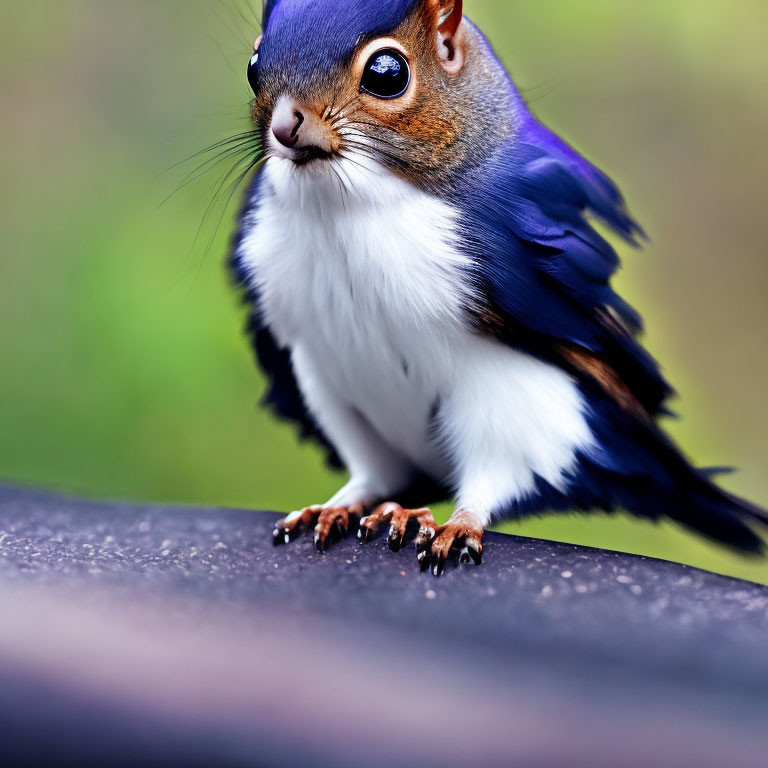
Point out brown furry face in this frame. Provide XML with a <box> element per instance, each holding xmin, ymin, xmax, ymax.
<box><xmin>250</xmin><ymin>4</ymin><xmax>512</xmax><ymax>194</ymax></box>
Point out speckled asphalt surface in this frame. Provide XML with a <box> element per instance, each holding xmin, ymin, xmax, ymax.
<box><xmin>1</xmin><ymin>485</ymin><xmax>767</xmax><ymax>768</ymax></box>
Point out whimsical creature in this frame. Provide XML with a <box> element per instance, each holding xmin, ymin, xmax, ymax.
<box><xmin>230</xmin><ymin>0</ymin><xmax>767</xmax><ymax>575</ymax></box>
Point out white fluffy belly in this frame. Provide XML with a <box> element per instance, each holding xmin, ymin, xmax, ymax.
<box><xmin>293</xmin><ymin>310</ymin><xmax>452</xmax><ymax>478</ymax></box>
<box><xmin>239</xmin><ymin>156</ymin><xmax>475</xmax><ymax>479</ymax></box>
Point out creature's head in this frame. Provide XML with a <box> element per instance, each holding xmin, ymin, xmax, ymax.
<box><xmin>248</xmin><ymin>0</ymin><xmax>513</xmax><ymax>193</ymax></box>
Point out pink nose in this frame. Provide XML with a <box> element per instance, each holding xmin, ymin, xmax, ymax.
<box><xmin>271</xmin><ymin>100</ymin><xmax>304</xmax><ymax>148</ymax></box>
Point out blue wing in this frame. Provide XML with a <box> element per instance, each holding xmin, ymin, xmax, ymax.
<box><xmin>454</xmin><ymin>106</ymin><xmax>768</xmax><ymax>548</ymax></box>
<box><xmin>455</xmin><ymin>108</ymin><xmax>674</xmax><ymax>416</ymax></box>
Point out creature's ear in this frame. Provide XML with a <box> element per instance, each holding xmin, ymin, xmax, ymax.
<box><xmin>423</xmin><ymin>0</ymin><xmax>464</xmax><ymax>73</ymax></box>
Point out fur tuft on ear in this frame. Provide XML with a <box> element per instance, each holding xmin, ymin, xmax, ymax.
<box><xmin>434</xmin><ymin>0</ymin><xmax>463</xmax><ymax>40</ymax></box>
<box><xmin>423</xmin><ymin>0</ymin><xmax>464</xmax><ymax>72</ymax></box>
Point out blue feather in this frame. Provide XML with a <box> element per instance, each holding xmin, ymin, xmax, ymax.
<box><xmin>452</xmin><ymin>80</ymin><xmax>673</xmax><ymax>414</ymax></box>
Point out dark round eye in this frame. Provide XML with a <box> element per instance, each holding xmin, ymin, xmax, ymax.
<box><xmin>247</xmin><ymin>51</ymin><xmax>259</xmax><ymax>94</ymax></box>
<box><xmin>360</xmin><ymin>49</ymin><xmax>410</xmax><ymax>100</ymax></box>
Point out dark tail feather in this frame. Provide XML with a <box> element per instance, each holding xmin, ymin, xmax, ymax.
<box><xmin>651</xmin><ymin>472</ymin><xmax>767</xmax><ymax>555</ymax></box>
<box><xmin>679</xmin><ymin>493</ymin><xmax>764</xmax><ymax>554</ymax></box>
<box><xmin>585</xmin><ymin>393</ymin><xmax>768</xmax><ymax>554</ymax></box>
<box><xmin>720</xmin><ymin>485</ymin><xmax>768</xmax><ymax>525</ymax></box>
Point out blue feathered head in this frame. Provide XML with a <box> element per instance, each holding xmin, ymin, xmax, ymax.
<box><xmin>262</xmin><ymin>0</ymin><xmax>420</xmax><ymax>62</ymax></box>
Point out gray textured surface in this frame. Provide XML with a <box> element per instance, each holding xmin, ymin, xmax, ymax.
<box><xmin>1</xmin><ymin>485</ymin><xmax>768</xmax><ymax>768</ymax></box>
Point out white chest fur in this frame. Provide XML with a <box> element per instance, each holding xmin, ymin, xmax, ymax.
<box><xmin>238</xmin><ymin>156</ymin><xmax>477</xmax><ymax>476</ymax></box>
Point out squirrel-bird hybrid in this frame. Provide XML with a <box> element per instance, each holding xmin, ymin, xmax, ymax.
<box><xmin>230</xmin><ymin>0</ymin><xmax>767</xmax><ymax>576</ymax></box>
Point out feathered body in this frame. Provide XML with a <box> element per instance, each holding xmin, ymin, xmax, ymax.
<box><xmin>231</xmin><ymin>0</ymin><xmax>766</xmax><ymax>569</ymax></box>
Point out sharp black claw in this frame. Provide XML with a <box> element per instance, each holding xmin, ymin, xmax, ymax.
<box><xmin>388</xmin><ymin>534</ymin><xmax>403</xmax><ymax>553</ymax></box>
<box><xmin>431</xmin><ymin>554</ymin><xmax>445</xmax><ymax>577</ymax></box>
<box><xmin>314</xmin><ymin>533</ymin><xmax>326</xmax><ymax>553</ymax></box>
<box><xmin>418</xmin><ymin>549</ymin><xmax>430</xmax><ymax>573</ymax></box>
<box><xmin>272</xmin><ymin>528</ymin><xmax>285</xmax><ymax>547</ymax></box>
<box><xmin>466</xmin><ymin>539</ymin><xmax>483</xmax><ymax>565</ymax></box>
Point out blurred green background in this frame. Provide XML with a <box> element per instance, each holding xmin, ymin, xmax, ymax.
<box><xmin>1</xmin><ymin>1</ymin><xmax>767</xmax><ymax>583</ymax></box>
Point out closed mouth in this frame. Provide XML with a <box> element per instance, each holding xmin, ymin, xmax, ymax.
<box><xmin>291</xmin><ymin>146</ymin><xmax>334</xmax><ymax>165</ymax></box>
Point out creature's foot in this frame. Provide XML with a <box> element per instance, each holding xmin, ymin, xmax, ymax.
<box><xmin>358</xmin><ymin>502</ymin><xmax>436</xmax><ymax>553</ymax></box>
<box><xmin>416</xmin><ymin>510</ymin><xmax>484</xmax><ymax>577</ymax></box>
<box><xmin>272</xmin><ymin>504</ymin><xmax>364</xmax><ymax>552</ymax></box>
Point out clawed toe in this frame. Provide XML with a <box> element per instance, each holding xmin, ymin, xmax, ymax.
<box><xmin>415</xmin><ymin>526</ymin><xmax>436</xmax><ymax>572</ymax></box>
<box><xmin>272</xmin><ymin>507</ymin><xmax>320</xmax><ymax>547</ymax></box>
<box><xmin>416</xmin><ymin>520</ymin><xmax>483</xmax><ymax>577</ymax></box>
<box><xmin>386</xmin><ymin>517</ymin><xmax>419</xmax><ymax>552</ymax></box>
<box><xmin>462</xmin><ymin>538</ymin><xmax>483</xmax><ymax>565</ymax></box>
<box><xmin>272</xmin><ymin>504</ymin><xmax>363</xmax><ymax>552</ymax></box>
<box><xmin>357</xmin><ymin>518</ymin><xmax>374</xmax><ymax>544</ymax></box>
<box><xmin>358</xmin><ymin>503</ymin><xmax>436</xmax><ymax>552</ymax></box>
